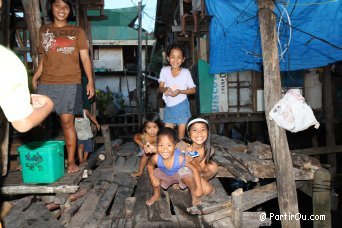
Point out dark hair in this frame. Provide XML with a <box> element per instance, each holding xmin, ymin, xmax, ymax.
<box><xmin>166</xmin><ymin>43</ymin><xmax>185</xmax><ymax>58</ymax></box>
<box><xmin>186</xmin><ymin>116</ymin><xmax>212</xmax><ymax>164</ymax></box>
<box><xmin>140</xmin><ymin>113</ymin><xmax>163</xmax><ymax>133</ymax></box>
<box><xmin>46</xmin><ymin>0</ymin><xmax>74</xmax><ymax>22</ymax></box>
<box><xmin>157</xmin><ymin>127</ymin><xmax>178</xmax><ymax>143</ymax></box>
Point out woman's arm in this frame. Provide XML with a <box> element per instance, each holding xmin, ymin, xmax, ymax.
<box><xmin>32</xmin><ymin>57</ymin><xmax>43</xmax><ymax>91</ymax></box>
<box><xmin>79</xmin><ymin>49</ymin><xmax>95</xmax><ymax>99</ymax></box>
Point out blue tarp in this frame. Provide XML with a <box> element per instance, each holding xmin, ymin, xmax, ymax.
<box><xmin>205</xmin><ymin>0</ymin><xmax>342</xmax><ymax>74</ymax></box>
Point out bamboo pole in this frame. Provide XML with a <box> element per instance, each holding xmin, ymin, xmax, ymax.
<box><xmin>257</xmin><ymin>0</ymin><xmax>300</xmax><ymax>227</ymax></box>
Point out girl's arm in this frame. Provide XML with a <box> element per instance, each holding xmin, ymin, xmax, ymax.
<box><xmin>32</xmin><ymin>57</ymin><xmax>43</xmax><ymax>91</ymax></box>
<box><xmin>79</xmin><ymin>49</ymin><xmax>95</xmax><ymax>99</ymax></box>
<box><xmin>84</xmin><ymin>109</ymin><xmax>100</xmax><ymax>130</ymax></box>
<box><xmin>133</xmin><ymin>133</ymin><xmax>145</xmax><ymax>148</ymax></box>
<box><xmin>186</xmin><ymin>161</ymin><xmax>203</xmax><ymax>197</ymax></box>
<box><xmin>171</xmin><ymin>87</ymin><xmax>196</xmax><ymax>97</ymax></box>
<box><xmin>159</xmin><ymin>81</ymin><xmax>172</xmax><ymax>94</ymax></box>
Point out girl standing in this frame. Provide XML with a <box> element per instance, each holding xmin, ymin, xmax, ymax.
<box><xmin>132</xmin><ymin>113</ymin><xmax>163</xmax><ymax>177</ymax></box>
<box><xmin>158</xmin><ymin>44</ymin><xmax>196</xmax><ymax>140</ymax></box>
<box><xmin>32</xmin><ymin>0</ymin><xmax>95</xmax><ymax>173</ymax></box>
<box><xmin>178</xmin><ymin>117</ymin><xmax>218</xmax><ymax>181</ymax></box>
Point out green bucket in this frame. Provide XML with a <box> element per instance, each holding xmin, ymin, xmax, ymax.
<box><xmin>18</xmin><ymin>140</ymin><xmax>65</xmax><ymax>184</ymax></box>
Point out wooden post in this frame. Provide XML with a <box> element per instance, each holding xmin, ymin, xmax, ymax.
<box><xmin>101</xmin><ymin>124</ymin><xmax>114</xmax><ymax>156</ymax></box>
<box><xmin>322</xmin><ymin>66</ymin><xmax>336</xmax><ymax>179</ymax></box>
<box><xmin>231</xmin><ymin>188</ymin><xmax>243</xmax><ymax>228</ymax></box>
<box><xmin>0</xmin><ymin>112</ymin><xmax>9</xmax><ymax>176</ymax></box>
<box><xmin>0</xmin><ymin>0</ymin><xmax>11</xmax><ymax>46</ymax></box>
<box><xmin>313</xmin><ymin>168</ymin><xmax>331</xmax><ymax>228</ymax></box>
<box><xmin>137</xmin><ymin>1</ymin><xmax>143</xmax><ymax>126</ymax></box>
<box><xmin>257</xmin><ymin>1</ymin><xmax>300</xmax><ymax>227</ymax></box>
<box><xmin>21</xmin><ymin>0</ymin><xmax>42</xmax><ymax>68</ymax></box>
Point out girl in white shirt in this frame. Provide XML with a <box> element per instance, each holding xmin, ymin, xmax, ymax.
<box><xmin>158</xmin><ymin>44</ymin><xmax>196</xmax><ymax>140</ymax></box>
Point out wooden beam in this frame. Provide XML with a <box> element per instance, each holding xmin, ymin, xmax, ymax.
<box><xmin>291</xmin><ymin>145</ymin><xmax>342</xmax><ymax>156</ymax></box>
<box><xmin>257</xmin><ymin>1</ymin><xmax>300</xmax><ymax>227</ymax></box>
<box><xmin>323</xmin><ymin>66</ymin><xmax>336</xmax><ymax>179</ymax></box>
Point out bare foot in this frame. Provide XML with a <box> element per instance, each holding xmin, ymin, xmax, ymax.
<box><xmin>172</xmin><ymin>184</ymin><xmax>180</xmax><ymax>190</ymax></box>
<box><xmin>191</xmin><ymin>195</ymin><xmax>201</xmax><ymax>207</ymax></box>
<box><xmin>146</xmin><ymin>194</ymin><xmax>160</xmax><ymax>206</ymax></box>
<box><xmin>131</xmin><ymin>172</ymin><xmax>142</xmax><ymax>177</ymax></box>
<box><xmin>179</xmin><ymin>31</ymin><xmax>187</xmax><ymax>37</ymax></box>
<box><xmin>67</xmin><ymin>161</ymin><xmax>80</xmax><ymax>173</ymax></box>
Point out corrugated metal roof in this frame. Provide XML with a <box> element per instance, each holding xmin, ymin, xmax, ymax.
<box><xmin>88</xmin><ymin>7</ymin><xmax>139</xmax><ymax>27</ymax></box>
<box><xmin>91</xmin><ymin>26</ymin><xmax>154</xmax><ymax>41</ymax></box>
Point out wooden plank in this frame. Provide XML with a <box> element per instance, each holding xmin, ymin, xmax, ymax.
<box><xmin>0</xmin><ymin>113</ymin><xmax>9</xmax><ymax>176</ymax></box>
<box><xmin>67</xmin><ymin>172</ymin><xmax>115</xmax><ymax>227</ymax></box>
<box><xmin>168</xmin><ymin>188</ymin><xmax>201</xmax><ymax>227</ymax></box>
<box><xmin>121</xmin><ymin>156</ymin><xmax>138</xmax><ymax>173</ymax></box>
<box><xmin>101</xmin><ymin>124</ymin><xmax>114</xmax><ymax>156</ymax></box>
<box><xmin>1</xmin><ymin>184</ymin><xmax>79</xmax><ymax>195</ymax></box>
<box><xmin>110</xmin><ymin>186</ymin><xmax>134</xmax><ymax>219</ymax></box>
<box><xmin>291</xmin><ymin>145</ymin><xmax>342</xmax><ymax>156</ymax></box>
<box><xmin>87</xmin><ymin>183</ymin><xmax>119</xmax><ymax>226</ymax></box>
<box><xmin>3</xmin><ymin>197</ymin><xmax>62</xmax><ymax>228</ymax></box>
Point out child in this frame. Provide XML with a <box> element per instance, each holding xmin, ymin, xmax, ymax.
<box><xmin>177</xmin><ymin>117</ymin><xmax>218</xmax><ymax>181</ymax></box>
<box><xmin>158</xmin><ymin>44</ymin><xmax>196</xmax><ymax>140</ymax></box>
<box><xmin>0</xmin><ymin>44</ymin><xmax>53</xmax><ymax>133</ymax></box>
<box><xmin>146</xmin><ymin>127</ymin><xmax>213</xmax><ymax>207</ymax></box>
<box><xmin>179</xmin><ymin>0</ymin><xmax>204</xmax><ymax>36</ymax></box>
<box><xmin>132</xmin><ymin>113</ymin><xmax>163</xmax><ymax>177</ymax></box>
<box><xmin>75</xmin><ymin>109</ymin><xmax>100</xmax><ymax>165</ymax></box>
<box><xmin>32</xmin><ymin>0</ymin><xmax>95</xmax><ymax>173</ymax></box>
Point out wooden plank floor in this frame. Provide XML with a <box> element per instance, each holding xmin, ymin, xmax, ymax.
<box><xmin>2</xmin><ymin>142</ymin><xmax>232</xmax><ymax>227</ymax></box>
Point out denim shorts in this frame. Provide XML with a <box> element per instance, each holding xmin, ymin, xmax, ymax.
<box><xmin>78</xmin><ymin>138</ymin><xmax>93</xmax><ymax>153</ymax></box>
<box><xmin>163</xmin><ymin>99</ymin><xmax>191</xmax><ymax>125</ymax></box>
<box><xmin>37</xmin><ymin>84</ymin><xmax>83</xmax><ymax>115</ymax></box>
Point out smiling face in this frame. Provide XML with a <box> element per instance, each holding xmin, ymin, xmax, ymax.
<box><xmin>167</xmin><ymin>48</ymin><xmax>185</xmax><ymax>69</ymax></box>
<box><xmin>144</xmin><ymin>121</ymin><xmax>159</xmax><ymax>137</ymax></box>
<box><xmin>188</xmin><ymin>122</ymin><xmax>209</xmax><ymax>146</ymax></box>
<box><xmin>52</xmin><ymin>0</ymin><xmax>70</xmax><ymax>23</ymax></box>
<box><xmin>157</xmin><ymin>135</ymin><xmax>176</xmax><ymax>160</ymax></box>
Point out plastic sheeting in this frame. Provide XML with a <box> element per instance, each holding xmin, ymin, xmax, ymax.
<box><xmin>205</xmin><ymin>0</ymin><xmax>342</xmax><ymax>74</ymax></box>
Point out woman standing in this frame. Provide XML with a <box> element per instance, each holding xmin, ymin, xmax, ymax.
<box><xmin>32</xmin><ymin>0</ymin><xmax>95</xmax><ymax>173</ymax></box>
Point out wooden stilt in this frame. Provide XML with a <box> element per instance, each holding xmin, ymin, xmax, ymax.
<box><xmin>313</xmin><ymin>168</ymin><xmax>331</xmax><ymax>228</ymax></box>
<box><xmin>231</xmin><ymin>188</ymin><xmax>243</xmax><ymax>228</ymax></box>
<box><xmin>257</xmin><ymin>0</ymin><xmax>300</xmax><ymax>227</ymax></box>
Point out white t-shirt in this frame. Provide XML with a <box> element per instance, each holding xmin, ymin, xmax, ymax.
<box><xmin>0</xmin><ymin>45</ymin><xmax>33</xmax><ymax>122</ymax></box>
<box><xmin>158</xmin><ymin>66</ymin><xmax>196</xmax><ymax>107</ymax></box>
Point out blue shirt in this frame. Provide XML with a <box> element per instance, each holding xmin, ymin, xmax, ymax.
<box><xmin>157</xmin><ymin>149</ymin><xmax>186</xmax><ymax>176</ymax></box>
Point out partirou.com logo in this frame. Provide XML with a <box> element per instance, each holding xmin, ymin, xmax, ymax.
<box><xmin>260</xmin><ymin>212</ymin><xmax>326</xmax><ymax>221</ymax></box>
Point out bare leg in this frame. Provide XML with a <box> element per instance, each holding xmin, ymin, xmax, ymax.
<box><xmin>83</xmin><ymin>151</ymin><xmax>89</xmax><ymax>161</ymax></box>
<box><xmin>77</xmin><ymin>144</ymin><xmax>84</xmax><ymax>164</ymax></box>
<box><xmin>132</xmin><ymin>153</ymin><xmax>149</xmax><ymax>177</ymax></box>
<box><xmin>146</xmin><ymin>185</ymin><xmax>161</xmax><ymax>206</ymax></box>
<box><xmin>200</xmin><ymin>176</ymin><xmax>214</xmax><ymax>195</ymax></box>
<box><xmin>60</xmin><ymin>114</ymin><xmax>79</xmax><ymax>173</ymax></box>
<box><xmin>202</xmin><ymin>162</ymin><xmax>218</xmax><ymax>181</ymax></box>
<box><xmin>177</xmin><ymin>123</ymin><xmax>186</xmax><ymax>141</ymax></box>
<box><xmin>179</xmin><ymin>14</ymin><xmax>189</xmax><ymax>36</ymax></box>
<box><xmin>181</xmin><ymin>176</ymin><xmax>201</xmax><ymax>206</ymax></box>
<box><xmin>192</xmin><ymin>12</ymin><xmax>198</xmax><ymax>33</ymax></box>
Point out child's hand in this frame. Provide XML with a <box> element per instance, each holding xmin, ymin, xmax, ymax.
<box><xmin>144</xmin><ymin>142</ymin><xmax>156</xmax><ymax>154</ymax></box>
<box><xmin>96</xmin><ymin>124</ymin><xmax>101</xmax><ymax>131</ymax></box>
<box><xmin>150</xmin><ymin>177</ymin><xmax>160</xmax><ymax>187</ymax></box>
<box><xmin>31</xmin><ymin>94</ymin><xmax>49</xmax><ymax>108</ymax></box>
<box><xmin>164</xmin><ymin>87</ymin><xmax>172</xmax><ymax>96</ymax></box>
<box><xmin>185</xmin><ymin>154</ymin><xmax>194</xmax><ymax>163</ymax></box>
<box><xmin>170</xmin><ymin>89</ymin><xmax>180</xmax><ymax>97</ymax></box>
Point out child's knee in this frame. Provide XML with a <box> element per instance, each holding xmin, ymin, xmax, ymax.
<box><xmin>208</xmin><ymin>162</ymin><xmax>218</xmax><ymax>174</ymax></box>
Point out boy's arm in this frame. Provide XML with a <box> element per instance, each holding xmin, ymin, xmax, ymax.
<box><xmin>84</xmin><ymin>109</ymin><xmax>100</xmax><ymax>130</ymax></box>
<box><xmin>79</xmin><ymin>49</ymin><xmax>95</xmax><ymax>99</ymax></box>
<box><xmin>147</xmin><ymin>155</ymin><xmax>160</xmax><ymax>187</ymax></box>
<box><xmin>186</xmin><ymin>161</ymin><xmax>202</xmax><ymax>196</ymax></box>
